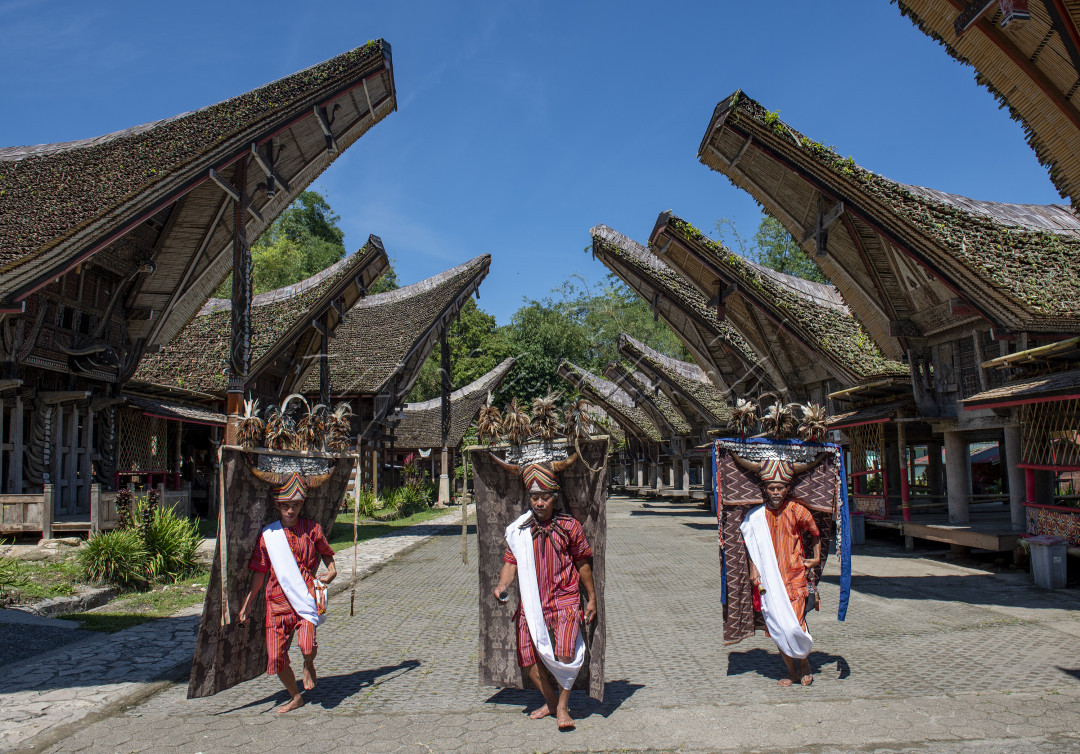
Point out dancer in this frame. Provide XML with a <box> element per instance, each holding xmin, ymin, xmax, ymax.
<box><xmin>731</xmin><ymin>454</ymin><xmax>823</xmax><ymax>687</ymax></box>
<box><xmin>493</xmin><ymin>460</ymin><xmax>597</xmax><ymax>730</ymax></box>
<box><xmin>238</xmin><ymin>473</ymin><xmax>336</xmax><ymax>712</ymax></box>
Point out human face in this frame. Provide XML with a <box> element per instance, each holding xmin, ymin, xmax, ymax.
<box><xmin>529</xmin><ymin>490</ymin><xmax>556</xmax><ymax>521</ymax></box>
<box><xmin>764</xmin><ymin>482</ymin><xmax>790</xmax><ymax>508</ymax></box>
<box><xmin>275</xmin><ymin>497</ymin><xmax>305</xmax><ymax>527</ymax></box>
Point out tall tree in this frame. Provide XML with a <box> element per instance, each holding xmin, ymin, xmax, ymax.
<box><xmin>216</xmin><ymin>190</ymin><xmax>348</xmax><ymax>296</ymax></box>
<box><xmin>715</xmin><ymin>214</ymin><xmax>827</xmax><ymax>283</ymax></box>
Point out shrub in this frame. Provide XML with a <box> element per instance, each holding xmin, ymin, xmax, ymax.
<box><xmin>394</xmin><ymin>485</ymin><xmax>430</xmax><ymax>518</ymax></box>
<box><xmin>115</xmin><ymin>487</ymin><xmax>135</xmax><ymax>530</ymax></box>
<box><xmin>79</xmin><ymin>529</ymin><xmax>149</xmax><ymax>586</ymax></box>
<box><xmin>142</xmin><ymin>504</ymin><xmax>201</xmax><ymax>582</ymax></box>
<box><xmin>0</xmin><ymin>543</ymin><xmax>28</xmax><ymax>601</ymax></box>
<box><xmin>349</xmin><ymin>488</ymin><xmax>378</xmax><ymax>518</ymax></box>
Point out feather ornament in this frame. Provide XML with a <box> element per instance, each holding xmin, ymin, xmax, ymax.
<box><xmin>762</xmin><ymin>401</ymin><xmax>799</xmax><ymax>439</ymax></box>
<box><xmin>325</xmin><ymin>402</ymin><xmax>354</xmax><ymax>452</ymax></box>
<box><xmin>477</xmin><ymin>405</ymin><xmax>503</xmax><ymax>445</ymax></box>
<box><xmin>502</xmin><ymin>398</ymin><xmax>532</xmax><ymax>447</ymax></box>
<box><xmin>236</xmin><ymin>397</ymin><xmax>264</xmax><ymax>449</ymax></box>
<box><xmin>728</xmin><ymin>398</ymin><xmax>758</xmax><ymax>438</ymax></box>
<box><xmin>798</xmin><ymin>403</ymin><xmax>829</xmax><ymax>442</ymax></box>
<box><xmin>530</xmin><ymin>391</ymin><xmax>563</xmax><ymax>440</ymax></box>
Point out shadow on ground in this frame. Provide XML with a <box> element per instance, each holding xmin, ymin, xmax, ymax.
<box><xmin>727</xmin><ymin>648</ymin><xmax>850</xmax><ymax>682</ymax></box>
<box><xmin>823</xmin><ymin>571</ymin><xmax>1080</xmax><ymax>610</ymax></box>
<box><xmin>217</xmin><ymin>660</ymin><xmax>422</xmax><ymax>713</ymax></box>
<box><xmin>484</xmin><ymin>679</ymin><xmax>643</xmax><ymax>719</ymax></box>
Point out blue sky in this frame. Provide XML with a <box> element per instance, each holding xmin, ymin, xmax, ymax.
<box><xmin>0</xmin><ymin>0</ymin><xmax>1063</xmax><ymax>325</ymax></box>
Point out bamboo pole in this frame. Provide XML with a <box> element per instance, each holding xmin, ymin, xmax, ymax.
<box><xmin>350</xmin><ymin>441</ymin><xmax>362</xmax><ymax>617</ymax></box>
<box><xmin>461</xmin><ymin>448</ymin><xmax>469</xmax><ymax>564</ymax></box>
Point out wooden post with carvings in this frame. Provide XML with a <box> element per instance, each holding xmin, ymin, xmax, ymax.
<box><xmin>226</xmin><ymin>158</ymin><xmax>252</xmax><ymax>446</ymax></box>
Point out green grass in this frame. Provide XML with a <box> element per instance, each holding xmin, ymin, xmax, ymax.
<box><xmin>327</xmin><ymin>506</ymin><xmax>457</xmax><ymax>551</ymax></box>
<box><xmin>4</xmin><ymin>559</ymin><xmax>81</xmax><ymax>603</ymax></box>
<box><xmin>60</xmin><ymin>571</ymin><xmax>210</xmax><ymax>632</ymax></box>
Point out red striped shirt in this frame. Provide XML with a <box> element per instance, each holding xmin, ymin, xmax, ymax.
<box><xmin>504</xmin><ymin>514</ymin><xmax>592</xmax><ymax>613</ymax></box>
<box><xmin>249</xmin><ymin>518</ymin><xmax>334</xmax><ymax>618</ymax></box>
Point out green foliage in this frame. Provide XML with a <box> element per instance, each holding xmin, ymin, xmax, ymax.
<box><xmin>115</xmin><ymin>487</ymin><xmax>135</xmax><ymax>530</ymax></box>
<box><xmin>717</xmin><ymin>215</ymin><xmax>826</xmax><ymax>284</ymax></box>
<box><xmin>79</xmin><ymin>529</ymin><xmax>149</xmax><ymax>586</ymax></box>
<box><xmin>349</xmin><ymin>488</ymin><xmax>379</xmax><ymax>518</ymax></box>
<box><xmin>0</xmin><ymin>543</ymin><xmax>29</xmax><ymax>600</ymax></box>
<box><xmin>141</xmin><ymin>504</ymin><xmax>201</xmax><ymax>582</ymax></box>
<box><xmin>216</xmin><ymin>190</ymin><xmax>348</xmax><ymax>296</ymax></box>
<box><xmin>368</xmin><ymin>261</ymin><xmax>400</xmax><ymax>294</ymax></box>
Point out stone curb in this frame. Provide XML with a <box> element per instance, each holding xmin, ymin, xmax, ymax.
<box><xmin>16</xmin><ymin>585</ymin><xmax>118</xmax><ymax>619</ymax></box>
<box><xmin>5</xmin><ymin>505</ymin><xmax>472</xmax><ymax>754</ymax></box>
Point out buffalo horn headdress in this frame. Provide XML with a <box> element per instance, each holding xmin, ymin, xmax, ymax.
<box><xmin>488</xmin><ymin>453</ymin><xmax>579</xmax><ymax>492</ymax></box>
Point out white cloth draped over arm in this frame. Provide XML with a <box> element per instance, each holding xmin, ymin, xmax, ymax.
<box><xmin>740</xmin><ymin>505</ymin><xmax>812</xmax><ymax>659</ymax></box>
<box><xmin>505</xmin><ymin>511</ymin><xmax>585</xmax><ymax>690</ymax></box>
<box><xmin>263</xmin><ymin>521</ymin><xmax>323</xmax><ymax>628</ymax></box>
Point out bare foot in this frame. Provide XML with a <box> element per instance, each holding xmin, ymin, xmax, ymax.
<box><xmin>302</xmin><ymin>661</ymin><xmax>317</xmax><ymax>691</ymax></box>
<box><xmin>800</xmin><ymin>674</ymin><xmax>814</xmax><ymax>686</ymax></box>
<box><xmin>557</xmin><ymin>707</ymin><xmax>575</xmax><ymax>731</ymax></box>
<box><xmin>777</xmin><ymin>677</ymin><xmax>794</xmax><ymax>687</ymax></box>
<box><xmin>277</xmin><ymin>694</ymin><xmax>305</xmax><ymax>713</ymax></box>
<box><xmin>529</xmin><ymin>703</ymin><xmax>552</xmax><ymax>720</ymax></box>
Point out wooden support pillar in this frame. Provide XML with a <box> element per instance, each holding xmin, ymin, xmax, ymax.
<box><xmin>438</xmin><ymin>330</ymin><xmax>451</xmax><ymax>507</ymax></box>
<box><xmin>41</xmin><ymin>483</ymin><xmax>53</xmax><ymax>541</ymax></box>
<box><xmin>944</xmin><ymin>430</ymin><xmax>970</xmax><ymax>524</ymax></box>
<box><xmin>82</xmin><ymin>407</ymin><xmax>94</xmax><ymax>512</ymax></box>
<box><xmin>1003</xmin><ymin>424</ymin><xmax>1026</xmax><ymax>531</ymax></box>
<box><xmin>226</xmin><ymin>158</ymin><xmax>252</xmax><ymax>446</ymax></box>
<box><xmin>928</xmin><ymin>440</ymin><xmax>944</xmax><ymax>499</ymax></box>
<box><xmin>682</xmin><ymin>457</ymin><xmax>691</xmax><ymax>493</ymax></box>
<box><xmin>897</xmin><ymin>420</ymin><xmax>911</xmax><ymax>522</ymax></box>
<box><xmin>90</xmin><ymin>483</ymin><xmax>102</xmax><ymax>533</ymax></box>
<box><xmin>668</xmin><ymin>461</ymin><xmax>676</xmax><ymax>489</ymax></box>
<box><xmin>13</xmin><ymin>396</ymin><xmax>23</xmax><ymax>493</ymax></box>
<box><xmin>319</xmin><ymin>317</ymin><xmax>330</xmax><ymax>408</ymax></box>
<box><xmin>635</xmin><ymin>458</ymin><xmax>643</xmax><ymax>487</ymax></box>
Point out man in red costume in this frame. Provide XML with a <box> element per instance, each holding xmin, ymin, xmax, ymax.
<box><xmin>493</xmin><ymin>462</ymin><xmax>597</xmax><ymax>730</ymax></box>
<box><xmin>238</xmin><ymin>473</ymin><xmax>337</xmax><ymax>712</ymax></box>
<box><xmin>733</xmin><ymin>456</ymin><xmax>822</xmax><ymax>687</ymax></box>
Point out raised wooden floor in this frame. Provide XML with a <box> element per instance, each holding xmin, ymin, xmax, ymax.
<box><xmin>866</xmin><ymin>507</ymin><xmax>1021</xmax><ymax>552</ymax></box>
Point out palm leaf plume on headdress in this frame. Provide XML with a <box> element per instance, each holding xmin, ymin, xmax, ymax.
<box><xmin>762</xmin><ymin>401</ymin><xmax>798</xmax><ymax>439</ymax></box>
<box><xmin>325</xmin><ymin>402</ymin><xmax>354</xmax><ymax>452</ymax></box>
<box><xmin>502</xmin><ymin>397</ymin><xmax>532</xmax><ymax>446</ymax></box>
<box><xmin>264</xmin><ymin>404</ymin><xmax>295</xmax><ymax>451</ymax></box>
<box><xmin>296</xmin><ymin>403</ymin><xmax>327</xmax><ymax>451</ymax></box>
<box><xmin>530</xmin><ymin>391</ymin><xmax>563</xmax><ymax>440</ymax></box>
<box><xmin>476</xmin><ymin>405</ymin><xmax>503</xmax><ymax>445</ymax></box>
<box><xmin>563</xmin><ymin>398</ymin><xmax>594</xmax><ymax>442</ymax></box>
<box><xmin>728</xmin><ymin>398</ymin><xmax>757</xmax><ymax>438</ymax></box>
<box><xmin>236</xmin><ymin>396</ymin><xmax>264</xmax><ymax>449</ymax></box>
<box><xmin>798</xmin><ymin>403</ymin><xmax>829</xmax><ymax>443</ymax></box>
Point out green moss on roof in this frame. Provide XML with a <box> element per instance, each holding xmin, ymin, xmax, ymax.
<box><xmin>560</xmin><ymin>361</ymin><xmax>661</xmax><ymax>443</ymax></box>
<box><xmin>664</xmin><ymin>215</ymin><xmax>907</xmax><ymax>381</ymax></box>
<box><xmin>311</xmin><ymin>256</ymin><xmax>490</xmax><ymax>396</ymax></box>
<box><xmin>591</xmin><ymin>237</ymin><xmax>757</xmax><ymax>366</ymax></box>
<box><xmin>0</xmin><ymin>41</ymin><xmax>389</xmax><ymax>272</ymax></box>
<box><xmin>134</xmin><ymin>247</ymin><xmax>373</xmax><ymax>393</ymax></box>
<box><xmin>612</xmin><ymin>366</ymin><xmax>691</xmax><ymax>436</ymax></box>
<box><xmin>714</xmin><ymin>92</ymin><xmax>1080</xmax><ymax>322</ymax></box>
<box><xmin>620</xmin><ymin>335</ymin><xmax>731</xmax><ymax>424</ymax></box>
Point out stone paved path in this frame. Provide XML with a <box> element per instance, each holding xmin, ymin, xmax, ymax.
<box><xmin>9</xmin><ymin>495</ymin><xmax>1080</xmax><ymax>752</ymax></box>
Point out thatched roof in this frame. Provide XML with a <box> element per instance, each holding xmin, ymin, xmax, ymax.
<box><xmin>828</xmin><ymin>399</ymin><xmax>915</xmax><ymax>430</ymax></box>
<box><xmin>557</xmin><ymin>360</ymin><xmax>661</xmax><ymax>443</ymax></box>
<box><xmin>122</xmin><ymin>392</ymin><xmax>227</xmax><ymax>427</ymax></box>
<box><xmin>133</xmin><ymin>237</ymin><xmax>388</xmax><ymax>396</ymax></box>
<box><xmin>617</xmin><ymin>333</ymin><xmax>732</xmax><ymax>428</ymax></box>
<box><xmin>893</xmin><ymin>1</ymin><xmax>1080</xmax><ymax>206</ymax></box>
<box><xmin>589</xmin><ymin>224</ymin><xmax>772</xmax><ymax>397</ymax></box>
<box><xmin>698</xmin><ymin>90</ymin><xmax>1080</xmax><ymax>357</ymax></box>
<box><xmin>651</xmin><ymin>211</ymin><xmax>908</xmax><ymax>388</ymax></box>
<box><xmin>392</xmin><ymin>357</ymin><xmax>515</xmax><ymax>449</ymax></box>
<box><xmin>603</xmin><ymin>362</ymin><xmax>691</xmax><ymax>439</ymax></box>
<box><xmin>0</xmin><ymin>41</ymin><xmax>396</xmax><ymax>353</ymax></box>
<box><xmin>962</xmin><ymin>366</ymin><xmax>1080</xmax><ymax>409</ymax></box>
<box><xmin>308</xmin><ymin>255</ymin><xmax>490</xmax><ymax>402</ymax></box>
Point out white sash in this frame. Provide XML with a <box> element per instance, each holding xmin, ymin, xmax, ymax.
<box><xmin>505</xmin><ymin>511</ymin><xmax>586</xmax><ymax>690</ymax></box>
<box><xmin>263</xmin><ymin>521</ymin><xmax>323</xmax><ymax>628</ymax></box>
<box><xmin>740</xmin><ymin>505</ymin><xmax>812</xmax><ymax>659</ymax></box>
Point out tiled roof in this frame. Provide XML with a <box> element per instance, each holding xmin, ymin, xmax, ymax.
<box><xmin>557</xmin><ymin>360</ymin><xmax>661</xmax><ymax>443</ymax></box>
<box><xmin>123</xmin><ymin>393</ymin><xmax>227</xmax><ymax>426</ymax></box>
<box><xmin>828</xmin><ymin>399</ymin><xmax>914</xmax><ymax>430</ymax></box>
<box><xmin>656</xmin><ymin>211</ymin><xmax>908</xmax><ymax>382</ymax></box>
<box><xmin>618</xmin><ymin>333</ymin><xmax>731</xmax><ymax>425</ymax></box>
<box><xmin>392</xmin><ymin>357</ymin><xmax>515</xmax><ymax>449</ymax></box>
<box><xmin>310</xmin><ymin>255</ymin><xmax>491</xmax><ymax>398</ymax></box>
<box><xmin>134</xmin><ymin>243</ymin><xmax>382</xmax><ymax>394</ymax></box>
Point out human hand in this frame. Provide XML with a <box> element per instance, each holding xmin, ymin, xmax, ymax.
<box><xmin>493</xmin><ymin>585</ymin><xmax>510</xmax><ymax>603</ymax></box>
<box><xmin>238</xmin><ymin>604</ymin><xmax>250</xmax><ymax>626</ymax></box>
<box><xmin>803</xmin><ymin>557</ymin><xmax>820</xmax><ymax>568</ymax></box>
<box><xmin>319</xmin><ymin>571</ymin><xmax>335</xmax><ymax>585</ymax></box>
<box><xmin>584</xmin><ymin>598</ymin><xmax>597</xmax><ymax>623</ymax></box>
